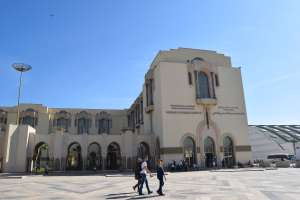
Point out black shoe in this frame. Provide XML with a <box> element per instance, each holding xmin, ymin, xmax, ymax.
<box><xmin>159</xmin><ymin>193</ymin><xmax>165</xmax><ymax>196</ymax></box>
<box><xmin>139</xmin><ymin>193</ymin><xmax>144</xmax><ymax>195</ymax></box>
<box><xmin>148</xmin><ymin>191</ymin><xmax>153</xmax><ymax>194</ymax></box>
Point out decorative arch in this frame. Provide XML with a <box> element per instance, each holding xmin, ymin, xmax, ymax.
<box><xmin>53</xmin><ymin>110</ymin><xmax>71</xmax><ymax>132</ymax></box>
<box><xmin>182</xmin><ymin>136</ymin><xmax>197</xmax><ymax>167</ymax></box>
<box><xmin>19</xmin><ymin>108</ymin><xmax>38</xmax><ymax>127</ymax></box>
<box><xmin>75</xmin><ymin>111</ymin><xmax>92</xmax><ymax>134</ymax></box>
<box><xmin>137</xmin><ymin>142</ymin><xmax>150</xmax><ymax>160</ymax></box>
<box><xmin>32</xmin><ymin>142</ymin><xmax>49</xmax><ymax>172</ymax></box>
<box><xmin>66</xmin><ymin>142</ymin><xmax>82</xmax><ymax>170</ymax></box>
<box><xmin>191</xmin><ymin>57</ymin><xmax>205</xmax><ymax>62</ymax></box>
<box><xmin>204</xmin><ymin>136</ymin><xmax>216</xmax><ymax>168</ymax></box>
<box><xmin>223</xmin><ymin>136</ymin><xmax>235</xmax><ymax>168</ymax></box>
<box><xmin>197</xmin><ymin>71</ymin><xmax>210</xmax><ymax>98</ymax></box>
<box><xmin>96</xmin><ymin>111</ymin><xmax>112</xmax><ymax>134</ymax></box>
<box><xmin>106</xmin><ymin>142</ymin><xmax>121</xmax><ymax>170</ymax></box>
<box><xmin>87</xmin><ymin>142</ymin><xmax>102</xmax><ymax>170</ymax></box>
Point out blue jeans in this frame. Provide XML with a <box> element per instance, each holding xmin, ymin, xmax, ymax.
<box><xmin>139</xmin><ymin>174</ymin><xmax>151</xmax><ymax>194</ymax></box>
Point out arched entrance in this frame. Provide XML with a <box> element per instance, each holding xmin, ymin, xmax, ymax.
<box><xmin>183</xmin><ymin>137</ymin><xmax>196</xmax><ymax>167</ymax></box>
<box><xmin>66</xmin><ymin>142</ymin><xmax>82</xmax><ymax>170</ymax></box>
<box><xmin>33</xmin><ymin>142</ymin><xmax>49</xmax><ymax>172</ymax></box>
<box><xmin>106</xmin><ymin>142</ymin><xmax>121</xmax><ymax>170</ymax></box>
<box><xmin>87</xmin><ymin>142</ymin><xmax>101</xmax><ymax>170</ymax></box>
<box><xmin>137</xmin><ymin>142</ymin><xmax>150</xmax><ymax>160</ymax></box>
<box><xmin>204</xmin><ymin>137</ymin><xmax>216</xmax><ymax>168</ymax></box>
<box><xmin>223</xmin><ymin>137</ymin><xmax>235</xmax><ymax>168</ymax></box>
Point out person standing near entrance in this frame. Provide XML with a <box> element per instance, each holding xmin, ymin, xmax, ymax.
<box><xmin>156</xmin><ymin>159</ymin><xmax>166</xmax><ymax>196</ymax></box>
<box><xmin>138</xmin><ymin>157</ymin><xmax>153</xmax><ymax>195</ymax></box>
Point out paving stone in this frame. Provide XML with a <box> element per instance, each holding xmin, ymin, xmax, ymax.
<box><xmin>0</xmin><ymin>169</ymin><xmax>300</xmax><ymax>199</ymax></box>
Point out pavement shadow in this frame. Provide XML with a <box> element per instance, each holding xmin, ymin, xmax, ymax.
<box><xmin>127</xmin><ymin>194</ymin><xmax>161</xmax><ymax>199</ymax></box>
<box><xmin>105</xmin><ymin>192</ymin><xmax>137</xmax><ymax>199</ymax></box>
<box><xmin>105</xmin><ymin>192</ymin><xmax>161</xmax><ymax>199</ymax></box>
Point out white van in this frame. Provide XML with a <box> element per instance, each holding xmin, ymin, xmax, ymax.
<box><xmin>267</xmin><ymin>154</ymin><xmax>294</xmax><ymax>168</ymax></box>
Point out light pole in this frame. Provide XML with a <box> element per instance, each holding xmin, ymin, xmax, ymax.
<box><xmin>12</xmin><ymin>63</ymin><xmax>32</xmax><ymax>125</ymax></box>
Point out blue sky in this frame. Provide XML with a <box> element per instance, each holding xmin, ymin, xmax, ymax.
<box><xmin>0</xmin><ymin>0</ymin><xmax>299</xmax><ymax>124</ymax></box>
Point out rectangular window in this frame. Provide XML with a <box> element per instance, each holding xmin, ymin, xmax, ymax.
<box><xmin>188</xmin><ymin>72</ymin><xmax>192</xmax><ymax>85</ymax></box>
<box><xmin>210</xmin><ymin>72</ymin><xmax>216</xmax><ymax>98</ymax></box>
<box><xmin>146</xmin><ymin>79</ymin><xmax>154</xmax><ymax>106</ymax></box>
<box><xmin>215</xmin><ymin>74</ymin><xmax>219</xmax><ymax>87</ymax></box>
<box><xmin>140</xmin><ymin>99</ymin><xmax>144</xmax><ymax>123</ymax></box>
<box><xmin>194</xmin><ymin>71</ymin><xmax>200</xmax><ymax>98</ymax></box>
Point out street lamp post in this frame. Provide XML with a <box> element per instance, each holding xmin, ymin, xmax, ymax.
<box><xmin>12</xmin><ymin>63</ymin><xmax>32</xmax><ymax>125</ymax></box>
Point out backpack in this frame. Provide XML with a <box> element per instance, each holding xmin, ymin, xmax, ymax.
<box><xmin>134</xmin><ymin>162</ymin><xmax>142</xmax><ymax>179</ymax></box>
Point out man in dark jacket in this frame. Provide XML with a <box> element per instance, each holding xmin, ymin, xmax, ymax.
<box><xmin>156</xmin><ymin>159</ymin><xmax>166</xmax><ymax>196</ymax></box>
<box><xmin>133</xmin><ymin>158</ymin><xmax>142</xmax><ymax>191</ymax></box>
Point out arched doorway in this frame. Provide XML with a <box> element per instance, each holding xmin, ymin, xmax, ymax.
<box><xmin>204</xmin><ymin>137</ymin><xmax>216</xmax><ymax>168</ymax></box>
<box><xmin>87</xmin><ymin>142</ymin><xmax>101</xmax><ymax>170</ymax></box>
<box><xmin>66</xmin><ymin>142</ymin><xmax>82</xmax><ymax>170</ymax></box>
<box><xmin>183</xmin><ymin>137</ymin><xmax>196</xmax><ymax>167</ymax></box>
<box><xmin>33</xmin><ymin>142</ymin><xmax>49</xmax><ymax>172</ymax></box>
<box><xmin>137</xmin><ymin>142</ymin><xmax>150</xmax><ymax>160</ymax></box>
<box><xmin>223</xmin><ymin>137</ymin><xmax>235</xmax><ymax>168</ymax></box>
<box><xmin>106</xmin><ymin>142</ymin><xmax>121</xmax><ymax>170</ymax></box>
<box><xmin>137</xmin><ymin>142</ymin><xmax>151</xmax><ymax>169</ymax></box>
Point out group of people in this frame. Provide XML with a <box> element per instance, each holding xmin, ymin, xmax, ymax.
<box><xmin>133</xmin><ymin>157</ymin><xmax>166</xmax><ymax>196</ymax></box>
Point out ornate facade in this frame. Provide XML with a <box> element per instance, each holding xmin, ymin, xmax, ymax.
<box><xmin>0</xmin><ymin>48</ymin><xmax>252</xmax><ymax>172</ymax></box>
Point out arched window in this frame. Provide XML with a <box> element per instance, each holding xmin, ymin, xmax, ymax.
<box><xmin>75</xmin><ymin>111</ymin><xmax>92</xmax><ymax>134</ymax></box>
<box><xmin>196</xmin><ymin>72</ymin><xmax>210</xmax><ymax>98</ymax></box>
<box><xmin>204</xmin><ymin>137</ymin><xmax>216</xmax><ymax>168</ymax></box>
<box><xmin>183</xmin><ymin>137</ymin><xmax>196</xmax><ymax>167</ymax></box>
<box><xmin>106</xmin><ymin>142</ymin><xmax>121</xmax><ymax>170</ymax></box>
<box><xmin>223</xmin><ymin>137</ymin><xmax>235</xmax><ymax>168</ymax></box>
<box><xmin>19</xmin><ymin>108</ymin><xmax>38</xmax><ymax>127</ymax></box>
<box><xmin>137</xmin><ymin>142</ymin><xmax>150</xmax><ymax>160</ymax></box>
<box><xmin>96</xmin><ymin>112</ymin><xmax>112</xmax><ymax>134</ymax></box>
<box><xmin>53</xmin><ymin>110</ymin><xmax>71</xmax><ymax>132</ymax></box>
<box><xmin>66</xmin><ymin>142</ymin><xmax>82</xmax><ymax>170</ymax></box>
<box><xmin>87</xmin><ymin>142</ymin><xmax>102</xmax><ymax>170</ymax></box>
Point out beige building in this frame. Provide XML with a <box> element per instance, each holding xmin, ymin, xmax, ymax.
<box><xmin>0</xmin><ymin>48</ymin><xmax>252</xmax><ymax>173</ymax></box>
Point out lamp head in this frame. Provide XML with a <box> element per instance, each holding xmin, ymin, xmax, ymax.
<box><xmin>12</xmin><ymin>63</ymin><xmax>32</xmax><ymax>72</ymax></box>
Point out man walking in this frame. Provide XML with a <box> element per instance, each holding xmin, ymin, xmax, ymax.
<box><xmin>133</xmin><ymin>158</ymin><xmax>142</xmax><ymax>191</ymax></box>
<box><xmin>138</xmin><ymin>157</ymin><xmax>153</xmax><ymax>195</ymax></box>
<box><xmin>156</xmin><ymin>159</ymin><xmax>166</xmax><ymax>196</ymax></box>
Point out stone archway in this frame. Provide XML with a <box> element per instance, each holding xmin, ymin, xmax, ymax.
<box><xmin>183</xmin><ymin>137</ymin><xmax>197</xmax><ymax>167</ymax></box>
<box><xmin>66</xmin><ymin>142</ymin><xmax>82</xmax><ymax>170</ymax></box>
<box><xmin>106</xmin><ymin>142</ymin><xmax>121</xmax><ymax>170</ymax></box>
<box><xmin>204</xmin><ymin>137</ymin><xmax>216</xmax><ymax>168</ymax></box>
<box><xmin>137</xmin><ymin>142</ymin><xmax>150</xmax><ymax>160</ymax></box>
<box><xmin>33</xmin><ymin>142</ymin><xmax>49</xmax><ymax>172</ymax></box>
<box><xmin>196</xmin><ymin>120</ymin><xmax>221</xmax><ymax>168</ymax></box>
<box><xmin>87</xmin><ymin>142</ymin><xmax>102</xmax><ymax>170</ymax></box>
<box><xmin>223</xmin><ymin>136</ymin><xmax>235</xmax><ymax>168</ymax></box>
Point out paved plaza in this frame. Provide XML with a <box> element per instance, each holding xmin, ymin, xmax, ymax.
<box><xmin>0</xmin><ymin>168</ymin><xmax>300</xmax><ymax>200</ymax></box>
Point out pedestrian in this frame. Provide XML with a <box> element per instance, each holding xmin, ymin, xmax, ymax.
<box><xmin>138</xmin><ymin>157</ymin><xmax>153</xmax><ymax>195</ymax></box>
<box><xmin>133</xmin><ymin>158</ymin><xmax>142</xmax><ymax>191</ymax></box>
<box><xmin>156</xmin><ymin>159</ymin><xmax>166</xmax><ymax>196</ymax></box>
<box><xmin>35</xmin><ymin>161</ymin><xmax>40</xmax><ymax>174</ymax></box>
<box><xmin>44</xmin><ymin>162</ymin><xmax>49</xmax><ymax>175</ymax></box>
